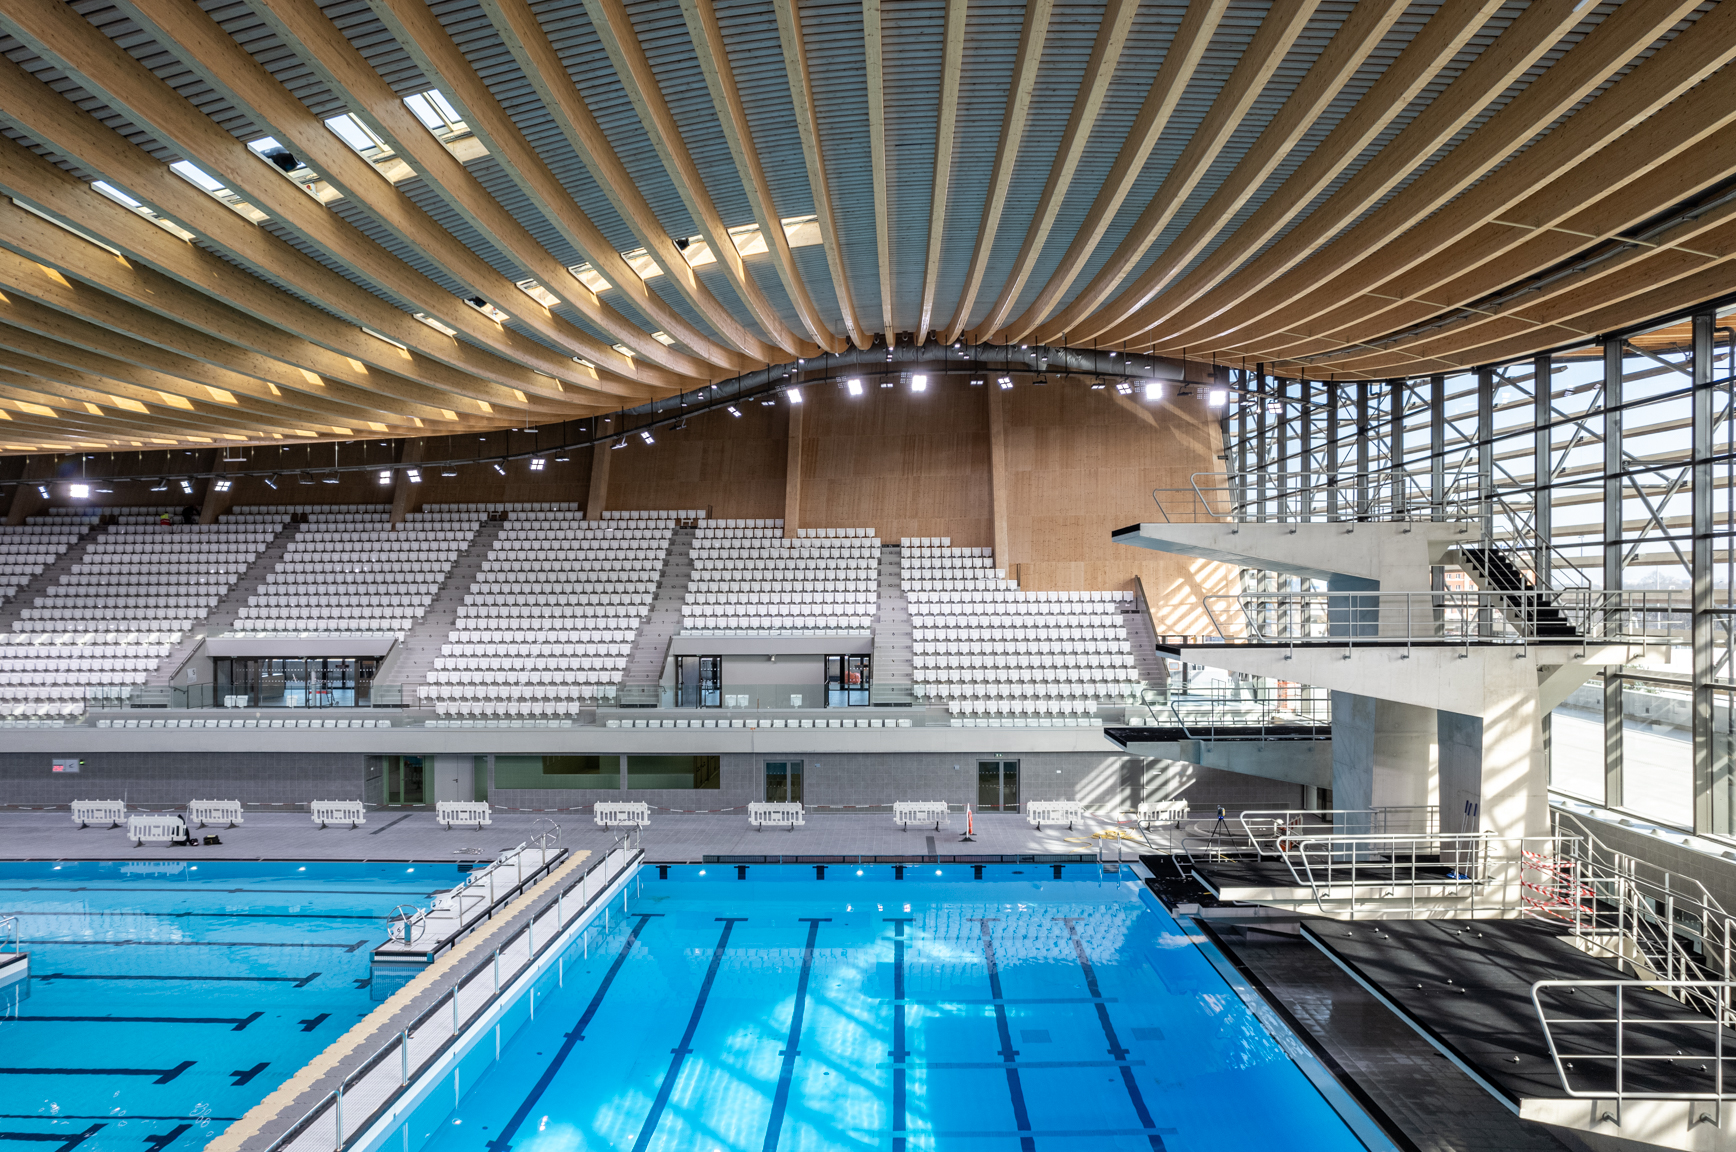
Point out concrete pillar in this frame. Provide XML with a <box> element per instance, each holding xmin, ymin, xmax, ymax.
<box><xmin>784</xmin><ymin>401</ymin><xmax>803</xmax><ymax>538</ymax></box>
<box><xmin>585</xmin><ymin>446</ymin><xmax>610</xmax><ymax>522</ymax></box>
<box><xmin>1437</xmin><ymin>695</ymin><xmax>1547</xmax><ymax>840</ymax></box>
<box><xmin>1332</xmin><ymin>691</ymin><xmax>1436</xmax><ymax>832</ymax></box>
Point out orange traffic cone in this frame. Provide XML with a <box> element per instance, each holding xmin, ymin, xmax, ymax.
<box><xmin>960</xmin><ymin>802</ymin><xmax>976</xmax><ymax>842</ymax></box>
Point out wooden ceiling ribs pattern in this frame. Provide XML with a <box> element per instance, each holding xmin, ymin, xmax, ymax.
<box><xmin>0</xmin><ymin>0</ymin><xmax>1727</xmax><ymax>453</ymax></box>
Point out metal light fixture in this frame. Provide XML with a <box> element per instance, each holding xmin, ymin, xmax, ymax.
<box><xmin>377</xmin><ymin>469</ymin><xmax>392</xmax><ymax>485</ymax></box>
<box><xmin>1144</xmin><ymin>381</ymin><xmax>1163</xmax><ymax>401</ymax></box>
<box><xmin>405</xmin><ymin>468</ymin><xmax>421</xmax><ymax>483</ymax></box>
<box><xmin>910</xmin><ymin>374</ymin><xmax>928</xmax><ymax>393</ymax></box>
<box><xmin>846</xmin><ymin>377</ymin><xmax>863</xmax><ymax>396</ymax></box>
<box><xmin>529</xmin><ymin>458</ymin><xmax>545</xmax><ymax>471</ymax></box>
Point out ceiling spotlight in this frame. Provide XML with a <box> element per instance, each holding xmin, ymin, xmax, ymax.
<box><xmin>910</xmin><ymin>374</ymin><xmax>927</xmax><ymax>393</ymax></box>
<box><xmin>727</xmin><ymin>405</ymin><xmax>742</xmax><ymax>418</ymax></box>
<box><xmin>68</xmin><ymin>483</ymin><xmax>88</xmax><ymax>499</ymax></box>
<box><xmin>1144</xmin><ymin>381</ymin><xmax>1163</xmax><ymax>401</ymax></box>
<box><xmin>377</xmin><ymin>469</ymin><xmax>392</xmax><ymax>485</ymax></box>
<box><xmin>846</xmin><ymin>377</ymin><xmax>863</xmax><ymax>397</ymax></box>
<box><xmin>529</xmin><ymin>458</ymin><xmax>545</xmax><ymax>471</ymax></box>
<box><xmin>997</xmin><ymin>377</ymin><xmax>1013</xmax><ymax>390</ymax></box>
<box><xmin>35</xmin><ymin>485</ymin><xmax>48</xmax><ymax>499</ymax></box>
<box><xmin>320</xmin><ymin>473</ymin><xmax>339</xmax><ymax>485</ymax></box>
<box><xmin>1108</xmin><ymin>351</ymin><xmax>1117</xmax><ymax>358</ymax></box>
<box><xmin>639</xmin><ymin>430</ymin><xmax>654</xmax><ymax>445</ymax></box>
<box><xmin>150</xmin><ymin>478</ymin><xmax>169</xmax><ymax>492</ymax></box>
<box><xmin>611</xmin><ymin>437</ymin><xmax>627</xmax><ymax>450</ymax></box>
<box><xmin>493</xmin><ymin>462</ymin><xmax>506</xmax><ymax>475</ymax></box>
<box><xmin>180</xmin><ymin>478</ymin><xmax>195</xmax><ymax>493</ymax></box>
<box><xmin>787</xmin><ymin>387</ymin><xmax>802</xmax><ymax>405</ymax></box>
<box><xmin>969</xmin><ymin>378</ymin><xmax>985</xmax><ymax>387</ymax></box>
<box><xmin>672</xmin><ymin>418</ymin><xmax>687</xmax><ymax>431</ymax></box>
<box><xmin>441</xmin><ymin>465</ymin><xmax>458</xmax><ymax>477</ymax></box>
<box><xmin>1115</xmin><ymin>380</ymin><xmax>1134</xmax><ymax>395</ymax></box>
<box><xmin>1032</xmin><ymin>375</ymin><xmax>1047</xmax><ymax>386</ymax></box>
<box><xmin>1208</xmin><ymin>388</ymin><xmax>1228</xmax><ymax>407</ymax></box>
<box><xmin>1090</xmin><ymin>378</ymin><xmax>1107</xmax><ymax>390</ymax></box>
<box><xmin>263</xmin><ymin>474</ymin><xmax>279</xmax><ymax>490</ymax></box>
<box><xmin>211</xmin><ymin>479</ymin><xmax>232</xmax><ymax>493</ymax></box>
<box><xmin>298</xmin><ymin>472</ymin><xmax>314</xmax><ymax>486</ymax></box>
<box><xmin>405</xmin><ymin>468</ymin><xmax>421</xmax><ymax>484</ymax></box>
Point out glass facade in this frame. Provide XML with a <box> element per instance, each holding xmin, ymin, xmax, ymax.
<box><xmin>215</xmin><ymin>657</ymin><xmax>378</xmax><ymax>707</ymax></box>
<box><xmin>1224</xmin><ymin>299</ymin><xmax>1736</xmax><ymax>837</ymax></box>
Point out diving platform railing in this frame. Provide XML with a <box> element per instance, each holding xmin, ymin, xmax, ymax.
<box><xmin>1152</xmin><ymin>470</ymin><xmax>1481</xmax><ymax>525</ymax></box>
<box><xmin>1201</xmin><ymin>588</ymin><xmax>1684</xmax><ymax>647</ymax></box>
<box><xmin>267</xmin><ymin>834</ymin><xmax>642</xmax><ymax>1152</ymax></box>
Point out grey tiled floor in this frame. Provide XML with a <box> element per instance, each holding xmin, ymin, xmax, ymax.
<box><xmin>0</xmin><ymin>807</ymin><xmax>1139</xmax><ymax>861</ymax></box>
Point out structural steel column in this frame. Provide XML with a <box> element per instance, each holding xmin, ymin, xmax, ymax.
<box><xmin>1430</xmin><ymin>374</ymin><xmax>1445</xmax><ymax>521</ymax></box>
<box><xmin>1603</xmin><ymin>338</ymin><xmax>1625</xmax><ymax>811</ymax></box>
<box><xmin>1694</xmin><ymin>310</ymin><xmax>1715</xmax><ymax>833</ymax></box>
<box><xmin>1356</xmin><ymin>380</ymin><xmax>1370</xmax><ymax>520</ymax></box>
<box><xmin>1256</xmin><ymin>368</ymin><xmax>1269</xmax><ymax>521</ymax></box>
<box><xmin>1389</xmin><ymin>379</ymin><xmax>1405</xmax><ymax>520</ymax></box>
<box><xmin>1276</xmin><ymin>372</ymin><xmax>1289</xmax><ymax>523</ymax></box>
<box><xmin>1300</xmin><ymin>380</ymin><xmax>1313</xmax><ymax>519</ymax></box>
<box><xmin>1533</xmin><ymin>354</ymin><xmax>1551</xmax><ymax>587</ymax></box>
<box><xmin>1477</xmin><ymin>367</ymin><xmax>1495</xmax><ymax>637</ymax></box>
<box><xmin>1326</xmin><ymin>382</ymin><xmax>1340</xmax><ymax>520</ymax></box>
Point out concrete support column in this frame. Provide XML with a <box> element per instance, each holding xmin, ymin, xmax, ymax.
<box><xmin>784</xmin><ymin>401</ymin><xmax>803</xmax><ymax>539</ymax></box>
<box><xmin>1438</xmin><ymin>697</ymin><xmax>1547</xmax><ymax>840</ymax></box>
<box><xmin>585</xmin><ymin>445</ymin><xmax>610</xmax><ymax>522</ymax></box>
<box><xmin>1331</xmin><ymin>692</ymin><xmax>1436</xmax><ymax>833</ymax></box>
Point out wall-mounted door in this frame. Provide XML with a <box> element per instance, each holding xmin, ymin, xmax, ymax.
<box><xmin>676</xmin><ymin>655</ymin><xmax>723</xmax><ymax>707</ymax></box>
<box><xmin>766</xmin><ymin>760</ymin><xmax>804</xmax><ymax>803</ymax></box>
<box><xmin>976</xmin><ymin>760</ymin><xmax>1019</xmax><ymax>811</ymax></box>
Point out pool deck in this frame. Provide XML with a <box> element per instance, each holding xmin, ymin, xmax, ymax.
<box><xmin>0</xmin><ymin>807</ymin><xmax>1172</xmax><ymax>862</ymax></box>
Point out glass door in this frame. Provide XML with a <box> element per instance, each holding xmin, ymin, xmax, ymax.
<box><xmin>826</xmin><ymin>655</ymin><xmax>873</xmax><ymax>706</ymax></box>
<box><xmin>386</xmin><ymin>755</ymin><xmax>425</xmax><ymax>804</ymax></box>
<box><xmin>976</xmin><ymin>760</ymin><xmax>1019</xmax><ymax>810</ymax></box>
<box><xmin>765</xmin><ymin>760</ymin><xmax>803</xmax><ymax>803</ymax></box>
<box><xmin>676</xmin><ymin>655</ymin><xmax>723</xmax><ymax>707</ymax></box>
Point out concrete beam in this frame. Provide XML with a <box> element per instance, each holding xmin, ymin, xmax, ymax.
<box><xmin>1113</xmin><ymin>521</ymin><xmax>1475</xmax><ymax>589</ymax></box>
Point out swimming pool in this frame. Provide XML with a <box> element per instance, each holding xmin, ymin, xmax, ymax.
<box><xmin>388</xmin><ymin>864</ymin><xmax>1380</xmax><ymax>1152</ymax></box>
<box><xmin>0</xmin><ymin>860</ymin><xmax>466</xmax><ymax>1152</ymax></box>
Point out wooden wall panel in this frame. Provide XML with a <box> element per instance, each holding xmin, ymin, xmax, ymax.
<box><xmin>604</xmin><ymin>400</ymin><xmax>787</xmax><ymax>517</ymax></box>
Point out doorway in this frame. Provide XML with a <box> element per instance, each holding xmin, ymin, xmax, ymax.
<box><xmin>386</xmin><ymin>755</ymin><xmax>425</xmax><ymax>804</ymax></box>
<box><xmin>675</xmin><ymin>655</ymin><xmax>722</xmax><ymax>707</ymax></box>
<box><xmin>825</xmin><ymin>654</ymin><xmax>872</xmax><ymax>706</ymax></box>
<box><xmin>977</xmin><ymin>760</ymin><xmax>1019</xmax><ymax>811</ymax></box>
<box><xmin>766</xmin><ymin>760</ymin><xmax>804</xmax><ymax>803</ymax></box>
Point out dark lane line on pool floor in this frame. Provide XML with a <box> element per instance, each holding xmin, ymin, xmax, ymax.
<box><xmin>761</xmin><ymin>918</ymin><xmax>827</xmax><ymax>1152</ymax></box>
<box><xmin>971</xmin><ymin>919</ymin><xmax>1034</xmax><ymax>1152</ymax></box>
<box><xmin>139</xmin><ymin>1123</ymin><xmax>191</xmax><ymax>1152</ymax></box>
<box><xmin>886</xmin><ymin>918</ymin><xmax>912</xmax><ymax>1152</ymax></box>
<box><xmin>631</xmin><ymin>918</ymin><xmax>746</xmax><ymax>1152</ymax></box>
<box><xmin>34</xmin><ymin>972</ymin><xmax>321</xmax><ymax>986</ymax></box>
<box><xmin>1</xmin><ymin>1011</ymin><xmax>264</xmax><ymax>1029</ymax></box>
<box><xmin>483</xmin><ymin>914</ymin><xmax>661</xmax><ymax>1152</ymax></box>
<box><xmin>21</xmin><ymin>939</ymin><xmax>371</xmax><ymax>951</ymax></box>
<box><xmin>0</xmin><ymin>1122</ymin><xmax>104</xmax><ymax>1152</ymax></box>
<box><xmin>0</xmin><ymin>1062</ymin><xmax>194</xmax><ymax>1084</ymax></box>
<box><xmin>1058</xmin><ymin>917</ymin><xmax>1165</xmax><ymax>1152</ymax></box>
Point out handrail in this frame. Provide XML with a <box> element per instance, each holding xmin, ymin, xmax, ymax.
<box><xmin>1532</xmin><ymin>979</ymin><xmax>1736</xmax><ymax>1105</ymax></box>
<box><xmin>1237</xmin><ymin>807</ymin><xmax>1438</xmax><ymax>856</ymax></box>
<box><xmin>264</xmin><ymin>833</ymin><xmax>642</xmax><ymax>1152</ymax></box>
<box><xmin>1202</xmin><ymin>588</ymin><xmax>1685</xmax><ymax>646</ymax></box>
<box><xmin>0</xmin><ymin>915</ymin><xmax>16</xmax><ymax>955</ymax></box>
<box><xmin>1150</xmin><ymin>471</ymin><xmax>1481</xmax><ymax>525</ymax></box>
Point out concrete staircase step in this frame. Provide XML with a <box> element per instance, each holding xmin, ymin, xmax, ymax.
<box><xmin>373</xmin><ymin>519</ymin><xmax>503</xmax><ymax>699</ymax></box>
<box><xmin>148</xmin><ymin>520</ymin><xmax>300</xmax><ymax>686</ymax></box>
<box><xmin>0</xmin><ymin>525</ymin><xmax>102</xmax><ymax>635</ymax></box>
<box><xmin>621</xmin><ymin>526</ymin><xmax>694</xmax><ymax>695</ymax></box>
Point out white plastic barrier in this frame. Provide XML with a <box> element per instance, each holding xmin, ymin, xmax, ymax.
<box><xmin>126</xmin><ymin>814</ymin><xmax>186</xmax><ymax>846</ymax></box>
<box><xmin>594</xmin><ymin>801</ymin><xmax>650</xmax><ymax>830</ymax></box>
<box><xmin>892</xmin><ymin>801</ymin><xmax>951</xmax><ymax>831</ymax></box>
<box><xmin>71</xmin><ymin>800</ymin><xmax>126</xmax><ymax>828</ymax></box>
<box><xmin>749</xmin><ymin>802</ymin><xmax>805</xmax><ymax>831</ymax></box>
<box><xmin>311</xmin><ymin>800</ymin><xmax>367</xmax><ymax>829</ymax></box>
<box><xmin>1137</xmin><ymin>800</ymin><xmax>1189</xmax><ymax>829</ymax></box>
<box><xmin>1026</xmin><ymin>800</ymin><xmax>1084</xmax><ymax>830</ymax></box>
<box><xmin>187</xmin><ymin>800</ymin><xmax>243</xmax><ymax>828</ymax></box>
<box><xmin>437</xmin><ymin>802</ymin><xmax>492</xmax><ymax>830</ymax></box>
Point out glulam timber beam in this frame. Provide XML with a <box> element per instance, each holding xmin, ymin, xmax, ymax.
<box><xmin>916</xmin><ymin>0</ymin><xmax>968</xmax><ymax>340</ymax></box>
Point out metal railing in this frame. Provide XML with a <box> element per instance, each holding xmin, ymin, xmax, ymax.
<box><xmin>1532</xmin><ymin>980</ymin><xmax>1736</xmax><ymax>1111</ymax></box>
<box><xmin>1157</xmin><ymin>685</ymin><xmax>1333</xmax><ymax>730</ymax></box>
<box><xmin>0</xmin><ymin>915</ymin><xmax>16</xmax><ymax>955</ymax></box>
<box><xmin>266</xmin><ymin>835</ymin><xmax>642</xmax><ymax>1152</ymax></box>
<box><xmin>1151</xmin><ymin>471</ymin><xmax>1482</xmax><ymax>525</ymax></box>
<box><xmin>1202</xmin><ymin>588</ymin><xmax>1685</xmax><ymax>647</ymax></box>
<box><xmin>1236</xmin><ymin>807</ymin><xmax>1439</xmax><ymax>855</ymax></box>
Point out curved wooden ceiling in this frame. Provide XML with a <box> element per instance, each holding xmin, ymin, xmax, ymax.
<box><xmin>0</xmin><ymin>0</ymin><xmax>1731</xmax><ymax>452</ymax></box>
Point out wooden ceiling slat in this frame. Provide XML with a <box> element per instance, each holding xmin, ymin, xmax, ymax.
<box><xmin>862</xmin><ymin>0</ymin><xmax>892</xmax><ymax>340</ymax></box>
<box><xmin>915</xmin><ymin>0</ymin><xmax>968</xmax><ymax>341</ymax></box>
<box><xmin>119</xmin><ymin>0</ymin><xmax>709</xmax><ymax>382</ymax></box>
<box><xmin>580</xmin><ymin>0</ymin><xmax>813</xmax><ymax>358</ymax></box>
<box><xmin>1016</xmin><ymin>0</ymin><xmax>1330</xmax><ymax>344</ymax></box>
<box><xmin>978</xmin><ymin>0</ymin><xmax>1232</xmax><ymax>346</ymax></box>
<box><xmin>1033</xmin><ymin>0</ymin><xmax>1406</xmax><ymax>347</ymax></box>
<box><xmin>1123</xmin><ymin>0</ymin><xmax>1705</xmax><ymax>353</ymax></box>
<box><xmin>773</xmin><ymin>0</ymin><xmax>868</xmax><ymax>350</ymax></box>
<box><xmin>680</xmin><ymin>0</ymin><xmax>843</xmax><ymax>354</ymax></box>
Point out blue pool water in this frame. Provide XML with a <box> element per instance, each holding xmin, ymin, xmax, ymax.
<box><xmin>0</xmin><ymin>859</ymin><xmax>466</xmax><ymax>1152</ymax></box>
<box><xmin>395</xmin><ymin>865</ymin><xmax>1373</xmax><ymax>1152</ymax></box>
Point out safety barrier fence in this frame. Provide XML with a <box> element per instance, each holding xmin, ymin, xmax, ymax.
<box><xmin>265</xmin><ymin>835</ymin><xmax>642</xmax><ymax>1152</ymax></box>
<box><xmin>1201</xmin><ymin>589</ymin><xmax>1684</xmax><ymax>647</ymax></box>
<box><xmin>1151</xmin><ymin>471</ymin><xmax>1483</xmax><ymax>525</ymax></box>
<box><xmin>1532</xmin><ymin>979</ymin><xmax>1736</xmax><ymax>1110</ymax></box>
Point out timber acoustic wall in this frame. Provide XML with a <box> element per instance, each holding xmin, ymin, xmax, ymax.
<box><xmin>0</xmin><ymin>378</ymin><xmax>1233</xmax><ymax>635</ymax></box>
